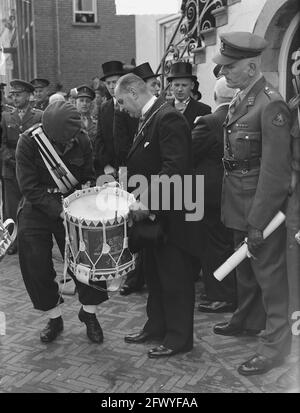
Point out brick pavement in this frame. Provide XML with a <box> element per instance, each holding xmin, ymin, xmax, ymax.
<box><xmin>0</xmin><ymin>248</ymin><xmax>299</xmax><ymax>394</ymax></box>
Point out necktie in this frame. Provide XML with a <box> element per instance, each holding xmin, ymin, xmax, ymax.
<box><xmin>228</xmin><ymin>93</ymin><xmax>241</xmax><ymax>115</ymax></box>
<box><xmin>82</xmin><ymin>116</ymin><xmax>88</xmax><ymax>128</ymax></box>
<box><xmin>18</xmin><ymin>110</ymin><xmax>25</xmax><ymax>119</ymax></box>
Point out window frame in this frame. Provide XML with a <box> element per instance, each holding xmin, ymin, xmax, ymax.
<box><xmin>73</xmin><ymin>0</ymin><xmax>97</xmax><ymax>25</ymax></box>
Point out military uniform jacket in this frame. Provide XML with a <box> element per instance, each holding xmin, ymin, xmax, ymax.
<box><xmin>33</xmin><ymin>98</ymin><xmax>49</xmax><ymax>111</ymax></box>
<box><xmin>222</xmin><ymin>77</ymin><xmax>292</xmax><ymax>231</ymax></box>
<box><xmin>16</xmin><ymin>129</ymin><xmax>95</xmax><ymax>221</ymax></box>
<box><xmin>1</xmin><ymin>107</ymin><xmax>42</xmax><ymax>178</ymax></box>
<box><xmin>126</xmin><ymin>96</ymin><xmax>200</xmax><ymax>257</ymax></box>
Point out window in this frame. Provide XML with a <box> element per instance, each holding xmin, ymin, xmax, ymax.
<box><xmin>73</xmin><ymin>0</ymin><xmax>97</xmax><ymax>24</ymax></box>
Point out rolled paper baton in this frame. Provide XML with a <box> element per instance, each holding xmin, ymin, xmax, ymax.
<box><xmin>214</xmin><ymin>211</ymin><xmax>286</xmax><ymax>281</ymax></box>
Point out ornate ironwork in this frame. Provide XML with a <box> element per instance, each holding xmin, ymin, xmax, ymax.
<box><xmin>159</xmin><ymin>0</ymin><xmax>227</xmax><ymax>84</ymax></box>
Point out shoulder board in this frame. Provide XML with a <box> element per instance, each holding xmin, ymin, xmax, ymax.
<box><xmin>263</xmin><ymin>86</ymin><xmax>281</xmax><ymax>101</ymax></box>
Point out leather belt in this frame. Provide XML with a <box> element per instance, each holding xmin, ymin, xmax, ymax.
<box><xmin>222</xmin><ymin>158</ymin><xmax>261</xmax><ymax>172</ymax></box>
<box><xmin>47</xmin><ymin>188</ymin><xmax>61</xmax><ymax>194</ymax></box>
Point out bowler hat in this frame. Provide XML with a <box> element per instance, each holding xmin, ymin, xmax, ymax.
<box><xmin>10</xmin><ymin>79</ymin><xmax>34</xmax><ymax>93</ymax></box>
<box><xmin>133</xmin><ymin>62</ymin><xmax>161</xmax><ymax>80</ymax></box>
<box><xmin>167</xmin><ymin>62</ymin><xmax>197</xmax><ymax>82</ymax></box>
<box><xmin>30</xmin><ymin>78</ymin><xmax>50</xmax><ymax>88</ymax></box>
<box><xmin>100</xmin><ymin>61</ymin><xmax>124</xmax><ymax>81</ymax></box>
<box><xmin>75</xmin><ymin>85</ymin><xmax>95</xmax><ymax>100</ymax></box>
<box><xmin>213</xmin><ymin>32</ymin><xmax>268</xmax><ymax>66</ymax></box>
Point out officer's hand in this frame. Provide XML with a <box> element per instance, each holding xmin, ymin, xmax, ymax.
<box><xmin>59</xmin><ymin>211</ymin><xmax>65</xmax><ymax>220</ymax></box>
<box><xmin>128</xmin><ymin>201</ymin><xmax>150</xmax><ymax>226</ymax></box>
<box><xmin>247</xmin><ymin>227</ymin><xmax>264</xmax><ymax>257</ymax></box>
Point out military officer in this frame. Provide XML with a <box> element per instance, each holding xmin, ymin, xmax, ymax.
<box><xmin>75</xmin><ymin>85</ymin><xmax>97</xmax><ymax>150</ymax></box>
<box><xmin>30</xmin><ymin>78</ymin><xmax>50</xmax><ymax>111</ymax></box>
<box><xmin>1</xmin><ymin>79</ymin><xmax>42</xmax><ymax>254</ymax></box>
<box><xmin>212</xmin><ymin>32</ymin><xmax>292</xmax><ymax>376</ymax></box>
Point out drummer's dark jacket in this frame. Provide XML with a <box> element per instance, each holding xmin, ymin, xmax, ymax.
<box><xmin>126</xmin><ymin>96</ymin><xmax>201</xmax><ymax>257</ymax></box>
<box><xmin>16</xmin><ymin>128</ymin><xmax>95</xmax><ymax>220</ymax></box>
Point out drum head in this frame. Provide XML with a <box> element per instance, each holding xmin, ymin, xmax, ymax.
<box><xmin>64</xmin><ymin>186</ymin><xmax>135</xmax><ymax>224</ymax></box>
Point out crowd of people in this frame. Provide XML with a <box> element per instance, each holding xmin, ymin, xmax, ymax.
<box><xmin>0</xmin><ymin>31</ymin><xmax>299</xmax><ymax>387</ymax></box>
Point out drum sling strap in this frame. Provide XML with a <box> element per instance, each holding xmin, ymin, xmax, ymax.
<box><xmin>29</xmin><ymin>124</ymin><xmax>79</xmax><ymax>194</ymax></box>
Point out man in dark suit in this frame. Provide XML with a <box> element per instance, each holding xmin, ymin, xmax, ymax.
<box><xmin>212</xmin><ymin>32</ymin><xmax>292</xmax><ymax>376</ymax></box>
<box><xmin>167</xmin><ymin>61</ymin><xmax>211</xmax><ymax>129</ymax></box>
<box><xmin>1</xmin><ymin>79</ymin><xmax>42</xmax><ymax>254</ymax></box>
<box><xmin>192</xmin><ymin>76</ymin><xmax>237</xmax><ymax>313</ymax></box>
<box><xmin>115</xmin><ymin>74</ymin><xmax>198</xmax><ymax>358</ymax></box>
<box><xmin>94</xmin><ymin>61</ymin><xmax>124</xmax><ymax>177</ymax></box>
<box><xmin>30</xmin><ymin>78</ymin><xmax>50</xmax><ymax>111</ymax></box>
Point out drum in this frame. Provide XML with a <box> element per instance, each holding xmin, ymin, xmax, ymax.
<box><xmin>63</xmin><ymin>185</ymin><xmax>136</xmax><ymax>291</ymax></box>
<box><xmin>0</xmin><ymin>219</ymin><xmax>17</xmax><ymax>261</ymax></box>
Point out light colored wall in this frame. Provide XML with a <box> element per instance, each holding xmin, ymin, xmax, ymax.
<box><xmin>197</xmin><ymin>0</ymin><xmax>268</xmax><ymax>110</ymax></box>
<box><xmin>135</xmin><ymin>15</ymin><xmax>166</xmax><ymax>70</ymax></box>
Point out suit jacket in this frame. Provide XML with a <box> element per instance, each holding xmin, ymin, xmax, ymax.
<box><xmin>192</xmin><ymin>104</ymin><xmax>229</xmax><ymax>213</ymax></box>
<box><xmin>94</xmin><ymin>99</ymin><xmax>138</xmax><ymax>173</ymax></box>
<box><xmin>95</xmin><ymin>98</ymin><xmax>115</xmax><ymax>172</ymax></box>
<box><xmin>1</xmin><ymin>107</ymin><xmax>42</xmax><ymax>178</ymax></box>
<box><xmin>222</xmin><ymin>77</ymin><xmax>292</xmax><ymax>231</ymax></box>
<box><xmin>173</xmin><ymin>98</ymin><xmax>211</xmax><ymax>129</ymax></box>
<box><xmin>126</xmin><ymin>96</ymin><xmax>200</xmax><ymax>256</ymax></box>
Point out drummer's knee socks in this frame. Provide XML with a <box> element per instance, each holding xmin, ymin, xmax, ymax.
<box><xmin>82</xmin><ymin>305</ymin><xmax>96</xmax><ymax>314</ymax></box>
<box><xmin>46</xmin><ymin>305</ymin><xmax>62</xmax><ymax>319</ymax></box>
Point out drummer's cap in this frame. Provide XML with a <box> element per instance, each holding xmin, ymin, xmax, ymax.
<box><xmin>213</xmin><ymin>32</ymin><xmax>268</xmax><ymax>66</ymax></box>
<box><xmin>42</xmin><ymin>100</ymin><xmax>82</xmax><ymax>144</ymax></box>
<box><xmin>10</xmin><ymin>79</ymin><xmax>34</xmax><ymax>94</ymax></box>
<box><xmin>30</xmin><ymin>78</ymin><xmax>50</xmax><ymax>89</ymax></box>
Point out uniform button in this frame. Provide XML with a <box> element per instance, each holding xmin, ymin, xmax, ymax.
<box><xmin>245</xmin><ymin>135</ymin><xmax>249</xmax><ymax>139</ymax></box>
<box><xmin>228</xmin><ymin>130</ymin><xmax>231</xmax><ymax>133</ymax></box>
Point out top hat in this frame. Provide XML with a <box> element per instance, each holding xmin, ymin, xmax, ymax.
<box><xmin>100</xmin><ymin>61</ymin><xmax>124</xmax><ymax>81</ymax></box>
<box><xmin>10</xmin><ymin>79</ymin><xmax>35</xmax><ymax>93</ymax></box>
<box><xmin>167</xmin><ymin>62</ymin><xmax>197</xmax><ymax>82</ymax></box>
<box><xmin>30</xmin><ymin>78</ymin><xmax>50</xmax><ymax>88</ymax></box>
<box><xmin>133</xmin><ymin>62</ymin><xmax>161</xmax><ymax>80</ymax></box>
<box><xmin>75</xmin><ymin>85</ymin><xmax>95</xmax><ymax>100</ymax></box>
<box><xmin>213</xmin><ymin>32</ymin><xmax>268</xmax><ymax>66</ymax></box>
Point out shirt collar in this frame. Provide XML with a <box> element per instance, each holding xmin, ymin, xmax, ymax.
<box><xmin>142</xmin><ymin>96</ymin><xmax>157</xmax><ymax>117</ymax></box>
<box><xmin>238</xmin><ymin>74</ymin><xmax>263</xmax><ymax>101</ymax></box>
<box><xmin>174</xmin><ymin>97</ymin><xmax>191</xmax><ymax>106</ymax></box>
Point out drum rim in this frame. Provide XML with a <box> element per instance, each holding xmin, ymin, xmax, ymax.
<box><xmin>63</xmin><ymin>186</ymin><xmax>135</xmax><ymax>226</ymax></box>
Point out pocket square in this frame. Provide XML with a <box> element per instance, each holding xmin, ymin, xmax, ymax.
<box><xmin>144</xmin><ymin>142</ymin><xmax>150</xmax><ymax>148</ymax></box>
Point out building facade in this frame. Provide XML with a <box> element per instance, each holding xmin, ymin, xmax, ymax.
<box><xmin>136</xmin><ymin>0</ymin><xmax>300</xmax><ymax>108</ymax></box>
<box><xmin>1</xmin><ymin>0</ymin><xmax>136</xmax><ymax>93</ymax></box>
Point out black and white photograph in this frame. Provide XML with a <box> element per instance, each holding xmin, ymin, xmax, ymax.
<box><xmin>0</xmin><ymin>0</ymin><xmax>299</xmax><ymax>397</ymax></box>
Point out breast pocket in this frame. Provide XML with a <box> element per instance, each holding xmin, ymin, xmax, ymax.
<box><xmin>235</xmin><ymin>131</ymin><xmax>261</xmax><ymax>160</ymax></box>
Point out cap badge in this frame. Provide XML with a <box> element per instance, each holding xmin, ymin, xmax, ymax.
<box><xmin>220</xmin><ymin>41</ymin><xmax>225</xmax><ymax>53</ymax></box>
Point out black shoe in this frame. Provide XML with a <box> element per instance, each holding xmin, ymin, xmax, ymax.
<box><xmin>7</xmin><ymin>244</ymin><xmax>18</xmax><ymax>255</ymax></box>
<box><xmin>198</xmin><ymin>301</ymin><xmax>236</xmax><ymax>313</ymax></box>
<box><xmin>213</xmin><ymin>322</ymin><xmax>260</xmax><ymax>337</ymax></box>
<box><xmin>124</xmin><ymin>330</ymin><xmax>159</xmax><ymax>344</ymax></box>
<box><xmin>119</xmin><ymin>284</ymin><xmax>143</xmax><ymax>296</ymax></box>
<box><xmin>238</xmin><ymin>354</ymin><xmax>284</xmax><ymax>376</ymax></box>
<box><xmin>78</xmin><ymin>307</ymin><xmax>103</xmax><ymax>344</ymax></box>
<box><xmin>40</xmin><ymin>316</ymin><xmax>63</xmax><ymax>343</ymax></box>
